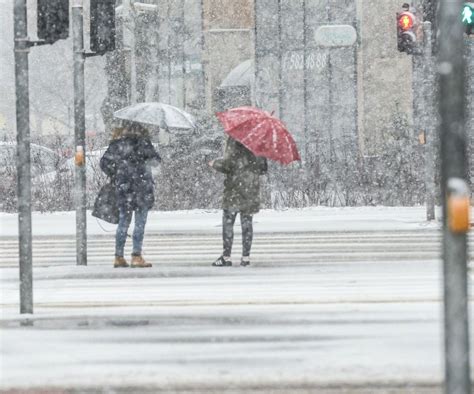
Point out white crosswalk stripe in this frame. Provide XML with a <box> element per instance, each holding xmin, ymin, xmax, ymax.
<box><xmin>2</xmin><ymin>229</ymin><xmax>473</xmax><ymax>268</ymax></box>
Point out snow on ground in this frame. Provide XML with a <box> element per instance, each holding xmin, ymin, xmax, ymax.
<box><xmin>0</xmin><ymin>301</ymin><xmax>449</xmax><ymax>391</ymax></box>
<box><xmin>0</xmin><ymin>206</ymin><xmax>441</xmax><ymax>237</ymax></box>
<box><xmin>0</xmin><ymin>206</ymin><xmax>461</xmax><ymax>392</ymax></box>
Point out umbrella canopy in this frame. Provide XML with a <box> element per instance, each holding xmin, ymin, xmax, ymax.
<box><xmin>114</xmin><ymin>102</ymin><xmax>196</xmax><ymax>131</ymax></box>
<box><xmin>220</xmin><ymin>59</ymin><xmax>254</xmax><ymax>88</ymax></box>
<box><xmin>216</xmin><ymin>106</ymin><xmax>301</xmax><ymax>165</ymax></box>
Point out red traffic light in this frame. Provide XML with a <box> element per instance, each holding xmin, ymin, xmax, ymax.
<box><xmin>398</xmin><ymin>11</ymin><xmax>415</xmax><ymax>30</ymax></box>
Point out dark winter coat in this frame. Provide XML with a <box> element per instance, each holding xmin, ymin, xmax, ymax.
<box><xmin>100</xmin><ymin>136</ymin><xmax>161</xmax><ymax>211</ymax></box>
<box><xmin>212</xmin><ymin>138</ymin><xmax>268</xmax><ymax>214</ymax></box>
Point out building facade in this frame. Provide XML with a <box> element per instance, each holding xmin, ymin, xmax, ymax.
<box><xmin>106</xmin><ymin>0</ymin><xmax>443</xmax><ymax>158</ymax></box>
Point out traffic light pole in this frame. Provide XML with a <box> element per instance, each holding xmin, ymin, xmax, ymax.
<box><xmin>13</xmin><ymin>0</ymin><xmax>33</xmax><ymax>314</ymax></box>
<box><xmin>422</xmin><ymin>22</ymin><xmax>436</xmax><ymax>221</ymax></box>
<box><xmin>438</xmin><ymin>1</ymin><xmax>471</xmax><ymax>393</ymax></box>
<box><xmin>73</xmin><ymin>1</ymin><xmax>87</xmax><ymax>266</ymax></box>
<box><xmin>123</xmin><ymin>0</ymin><xmax>136</xmax><ymax>104</ymax></box>
<box><xmin>412</xmin><ymin>22</ymin><xmax>437</xmax><ymax>222</ymax></box>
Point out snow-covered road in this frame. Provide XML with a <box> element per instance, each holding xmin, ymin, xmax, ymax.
<box><xmin>1</xmin><ymin>207</ymin><xmax>472</xmax><ymax>392</ymax></box>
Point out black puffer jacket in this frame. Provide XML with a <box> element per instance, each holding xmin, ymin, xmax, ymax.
<box><xmin>100</xmin><ymin>136</ymin><xmax>161</xmax><ymax>211</ymax></box>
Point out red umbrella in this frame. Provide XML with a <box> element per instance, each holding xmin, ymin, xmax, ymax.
<box><xmin>216</xmin><ymin>106</ymin><xmax>301</xmax><ymax>165</ymax></box>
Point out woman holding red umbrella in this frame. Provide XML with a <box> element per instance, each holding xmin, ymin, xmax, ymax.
<box><xmin>209</xmin><ymin>136</ymin><xmax>268</xmax><ymax>267</ymax></box>
<box><xmin>209</xmin><ymin>106</ymin><xmax>300</xmax><ymax>267</ymax></box>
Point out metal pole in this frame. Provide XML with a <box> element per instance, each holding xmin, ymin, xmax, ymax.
<box><xmin>423</xmin><ymin>22</ymin><xmax>436</xmax><ymax>221</ymax></box>
<box><xmin>121</xmin><ymin>0</ymin><xmax>132</xmax><ymax>105</ymax></box>
<box><xmin>325</xmin><ymin>2</ymin><xmax>333</xmax><ymax>155</ymax></box>
<box><xmin>14</xmin><ymin>0</ymin><xmax>33</xmax><ymax>314</ymax></box>
<box><xmin>438</xmin><ymin>0</ymin><xmax>471</xmax><ymax>392</ymax></box>
<box><xmin>303</xmin><ymin>0</ymin><xmax>308</xmax><ymax>162</ymax></box>
<box><xmin>123</xmin><ymin>0</ymin><xmax>137</xmax><ymax>104</ymax></box>
<box><xmin>277</xmin><ymin>0</ymin><xmax>282</xmax><ymax>117</ymax></box>
<box><xmin>467</xmin><ymin>39</ymin><xmax>474</xmax><ymax>184</ymax></box>
<box><xmin>73</xmin><ymin>1</ymin><xmax>87</xmax><ymax>266</ymax></box>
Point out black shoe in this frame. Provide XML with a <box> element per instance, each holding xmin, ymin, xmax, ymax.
<box><xmin>212</xmin><ymin>256</ymin><xmax>232</xmax><ymax>267</ymax></box>
<box><xmin>240</xmin><ymin>258</ymin><xmax>250</xmax><ymax>267</ymax></box>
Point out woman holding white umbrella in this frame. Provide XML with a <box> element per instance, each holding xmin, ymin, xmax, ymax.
<box><xmin>100</xmin><ymin>123</ymin><xmax>161</xmax><ymax>268</ymax></box>
<box><xmin>100</xmin><ymin>101</ymin><xmax>194</xmax><ymax>267</ymax></box>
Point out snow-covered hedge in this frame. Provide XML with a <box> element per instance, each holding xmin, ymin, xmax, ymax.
<box><xmin>1</xmin><ymin>113</ymin><xmax>435</xmax><ymax>212</ymax></box>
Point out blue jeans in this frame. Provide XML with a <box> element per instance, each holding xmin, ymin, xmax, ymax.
<box><xmin>115</xmin><ymin>207</ymin><xmax>148</xmax><ymax>257</ymax></box>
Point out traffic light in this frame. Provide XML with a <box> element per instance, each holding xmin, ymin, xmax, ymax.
<box><xmin>90</xmin><ymin>0</ymin><xmax>116</xmax><ymax>54</ymax></box>
<box><xmin>397</xmin><ymin>10</ymin><xmax>418</xmax><ymax>54</ymax></box>
<box><xmin>37</xmin><ymin>0</ymin><xmax>69</xmax><ymax>44</ymax></box>
<box><xmin>462</xmin><ymin>2</ymin><xmax>474</xmax><ymax>35</ymax></box>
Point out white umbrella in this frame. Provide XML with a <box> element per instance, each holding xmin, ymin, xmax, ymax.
<box><xmin>220</xmin><ymin>59</ymin><xmax>254</xmax><ymax>88</ymax></box>
<box><xmin>114</xmin><ymin>102</ymin><xmax>196</xmax><ymax>131</ymax></box>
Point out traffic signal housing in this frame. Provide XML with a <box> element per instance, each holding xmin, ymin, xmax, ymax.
<box><xmin>37</xmin><ymin>0</ymin><xmax>69</xmax><ymax>44</ymax></box>
<box><xmin>462</xmin><ymin>2</ymin><xmax>474</xmax><ymax>35</ymax></box>
<box><xmin>397</xmin><ymin>10</ymin><xmax>418</xmax><ymax>54</ymax></box>
<box><xmin>90</xmin><ymin>0</ymin><xmax>116</xmax><ymax>54</ymax></box>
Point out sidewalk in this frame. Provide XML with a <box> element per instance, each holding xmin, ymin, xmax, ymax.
<box><xmin>0</xmin><ymin>206</ymin><xmax>441</xmax><ymax>237</ymax></box>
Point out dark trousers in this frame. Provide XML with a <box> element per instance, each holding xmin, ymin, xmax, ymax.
<box><xmin>223</xmin><ymin>209</ymin><xmax>253</xmax><ymax>258</ymax></box>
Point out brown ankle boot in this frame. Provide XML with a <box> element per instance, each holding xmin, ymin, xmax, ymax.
<box><xmin>114</xmin><ymin>256</ymin><xmax>129</xmax><ymax>268</ymax></box>
<box><xmin>131</xmin><ymin>254</ymin><xmax>152</xmax><ymax>268</ymax></box>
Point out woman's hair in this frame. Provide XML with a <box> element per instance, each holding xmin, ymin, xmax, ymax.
<box><xmin>126</xmin><ymin>122</ymin><xmax>150</xmax><ymax>138</ymax></box>
<box><xmin>111</xmin><ymin>127</ymin><xmax>126</xmax><ymax>140</ymax></box>
<box><xmin>111</xmin><ymin>122</ymin><xmax>150</xmax><ymax>140</ymax></box>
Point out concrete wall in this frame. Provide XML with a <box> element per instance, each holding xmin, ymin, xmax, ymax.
<box><xmin>254</xmin><ymin>0</ymin><xmax>359</xmax><ymax>163</ymax></box>
<box><xmin>214</xmin><ymin>0</ymin><xmax>414</xmax><ymax>156</ymax></box>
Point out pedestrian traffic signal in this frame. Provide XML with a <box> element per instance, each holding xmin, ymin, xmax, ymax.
<box><xmin>90</xmin><ymin>0</ymin><xmax>116</xmax><ymax>54</ymax></box>
<box><xmin>397</xmin><ymin>10</ymin><xmax>418</xmax><ymax>54</ymax></box>
<box><xmin>462</xmin><ymin>3</ymin><xmax>474</xmax><ymax>35</ymax></box>
<box><xmin>399</xmin><ymin>13</ymin><xmax>414</xmax><ymax>30</ymax></box>
<box><xmin>37</xmin><ymin>0</ymin><xmax>69</xmax><ymax>44</ymax></box>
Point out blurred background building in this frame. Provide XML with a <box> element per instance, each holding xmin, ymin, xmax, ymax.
<box><xmin>0</xmin><ymin>0</ymin><xmax>437</xmax><ymax>155</ymax></box>
<box><xmin>2</xmin><ymin>0</ymin><xmax>472</xmax><ymax>211</ymax></box>
<box><xmin>102</xmin><ymin>0</ymin><xmax>419</xmax><ymax>158</ymax></box>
